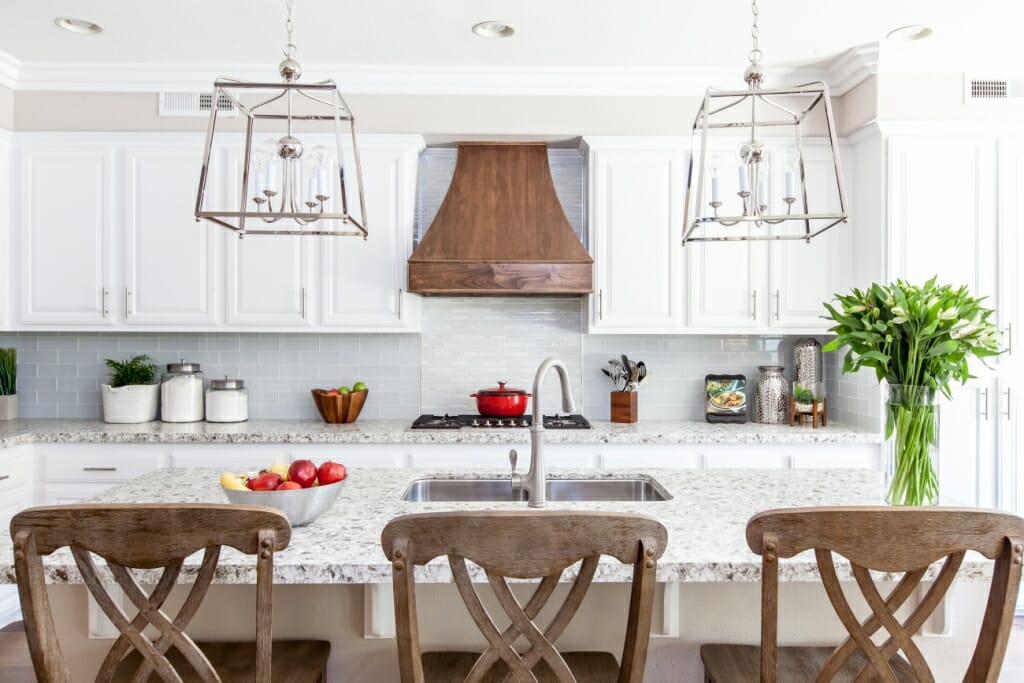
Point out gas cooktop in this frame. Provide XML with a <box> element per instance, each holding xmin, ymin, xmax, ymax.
<box><xmin>411</xmin><ymin>414</ymin><xmax>592</xmax><ymax>430</ymax></box>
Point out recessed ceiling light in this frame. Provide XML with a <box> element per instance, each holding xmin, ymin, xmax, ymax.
<box><xmin>886</xmin><ymin>24</ymin><xmax>933</xmax><ymax>42</ymax></box>
<box><xmin>472</xmin><ymin>20</ymin><xmax>514</xmax><ymax>39</ymax></box>
<box><xmin>54</xmin><ymin>17</ymin><xmax>103</xmax><ymax>35</ymax></box>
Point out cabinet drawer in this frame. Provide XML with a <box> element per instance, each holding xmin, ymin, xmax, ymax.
<box><xmin>42</xmin><ymin>452</ymin><xmax>162</xmax><ymax>483</ymax></box>
<box><xmin>0</xmin><ymin>487</ymin><xmax>33</xmax><ymax>529</ymax></box>
<box><xmin>0</xmin><ymin>455</ymin><xmax>33</xmax><ymax>494</ymax></box>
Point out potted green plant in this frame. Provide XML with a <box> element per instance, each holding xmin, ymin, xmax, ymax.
<box><xmin>823</xmin><ymin>278</ymin><xmax>1001</xmax><ymax>505</ymax></box>
<box><xmin>0</xmin><ymin>348</ymin><xmax>16</xmax><ymax>421</ymax></box>
<box><xmin>101</xmin><ymin>354</ymin><xmax>160</xmax><ymax>424</ymax></box>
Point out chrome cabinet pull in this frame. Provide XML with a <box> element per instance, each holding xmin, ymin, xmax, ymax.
<box><xmin>774</xmin><ymin>289</ymin><xmax>780</xmax><ymax>320</ymax></box>
<box><xmin>1007</xmin><ymin>323</ymin><xmax>1013</xmax><ymax>356</ymax></box>
<box><xmin>0</xmin><ymin>474</ymin><xmax>9</xmax><ymax>482</ymax></box>
<box><xmin>300</xmin><ymin>287</ymin><xmax>307</xmax><ymax>319</ymax></box>
<box><xmin>82</xmin><ymin>466</ymin><xmax>117</xmax><ymax>472</ymax></box>
<box><xmin>125</xmin><ymin>287</ymin><xmax>132</xmax><ymax>316</ymax></box>
<box><xmin>102</xmin><ymin>288</ymin><xmax>110</xmax><ymax>318</ymax></box>
<box><xmin>397</xmin><ymin>288</ymin><xmax>403</xmax><ymax>318</ymax></box>
<box><xmin>981</xmin><ymin>388</ymin><xmax>989</xmax><ymax>421</ymax></box>
<box><xmin>598</xmin><ymin>289</ymin><xmax>604</xmax><ymax>321</ymax></box>
<box><xmin>751</xmin><ymin>290</ymin><xmax>757</xmax><ymax>320</ymax></box>
<box><xmin>1004</xmin><ymin>388</ymin><xmax>1012</xmax><ymax>421</ymax></box>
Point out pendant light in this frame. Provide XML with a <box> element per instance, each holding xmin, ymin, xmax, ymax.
<box><xmin>195</xmin><ymin>0</ymin><xmax>367</xmax><ymax>238</ymax></box>
<box><xmin>681</xmin><ymin>0</ymin><xmax>849</xmax><ymax>245</ymax></box>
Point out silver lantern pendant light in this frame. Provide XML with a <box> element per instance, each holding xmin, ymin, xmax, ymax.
<box><xmin>681</xmin><ymin>0</ymin><xmax>849</xmax><ymax>245</ymax></box>
<box><xmin>195</xmin><ymin>0</ymin><xmax>367</xmax><ymax>238</ymax></box>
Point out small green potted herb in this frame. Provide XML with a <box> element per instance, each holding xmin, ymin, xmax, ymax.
<box><xmin>0</xmin><ymin>348</ymin><xmax>16</xmax><ymax>420</ymax></box>
<box><xmin>101</xmin><ymin>354</ymin><xmax>159</xmax><ymax>423</ymax></box>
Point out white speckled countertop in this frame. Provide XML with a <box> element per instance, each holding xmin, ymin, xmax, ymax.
<box><xmin>0</xmin><ymin>466</ymin><xmax>989</xmax><ymax>586</ymax></box>
<box><xmin>0</xmin><ymin>418</ymin><xmax>882</xmax><ymax>450</ymax></box>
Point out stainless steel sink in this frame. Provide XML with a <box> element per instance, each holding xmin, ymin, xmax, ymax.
<box><xmin>401</xmin><ymin>477</ymin><xmax>671</xmax><ymax>503</ymax></box>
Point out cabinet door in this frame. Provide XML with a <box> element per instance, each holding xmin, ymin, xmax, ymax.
<box><xmin>889</xmin><ymin>136</ymin><xmax>997</xmax><ymax>307</ymax></box>
<box><xmin>18</xmin><ymin>144</ymin><xmax>116</xmax><ymax>324</ymax></box>
<box><xmin>769</xmin><ymin>143</ymin><xmax>850</xmax><ymax>329</ymax></box>
<box><xmin>998</xmin><ymin>138</ymin><xmax>1023</xmax><ymax>365</ymax></box>
<box><xmin>226</xmin><ymin>233</ymin><xmax>312</xmax><ymax>326</ymax></box>
<box><xmin>321</xmin><ymin>139</ymin><xmax>420</xmax><ymax>329</ymax></box>
<box><xmin>936</xmin><ymin>380</ymin><xmax>996</xmax><ymax>508</ymax></box>
<box><xmin>688</xmin><ymin>235</ymin><xmax>763</xmax><ymax>329</ymax></box>
<box><xmin>587</xmin><ymin>142</ymin><xmax>684</xmax><ymax>332</ymax></box>
<box><xmin>123</xmin><ymin>144</ymin><xmax>219</xmax><ymax>325</ymax></box>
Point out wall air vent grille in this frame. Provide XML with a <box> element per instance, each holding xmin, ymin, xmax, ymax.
<box><xmin>971</xmin><ymin>79</ymin><xmax>1008</xmax><ymax>99</ymax></box>
<box><xmin>159</xmin><ymin>92</ymin><xmax>238</xmax><ymax>117</ymax></box>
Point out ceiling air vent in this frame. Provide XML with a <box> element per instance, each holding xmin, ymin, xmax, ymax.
<box><xmin>159</xmin><ymin>91</ymin><xmax>237</xmax><ymax>117</ymax></box>
<box><xmin>964</xmin><ymin>75</ymin><xmax>1024</xmax><ymax>102</ymax></box>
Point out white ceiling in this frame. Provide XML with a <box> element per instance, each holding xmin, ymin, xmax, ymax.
<box><xmin>0</xmin><ymin>0</ymin><xmax>1014</xmax><ymax>67</ymax></box>
<box><xmin>0</xmin><ymin>1</ymin><xmax>1020</xmax><ymax>93</ymax></box>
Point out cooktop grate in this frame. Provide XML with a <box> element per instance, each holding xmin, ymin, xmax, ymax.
<box><xmin>411</xmin><ymin>414</ymin><xmax>591</xmax><ymax>430</ymax></box>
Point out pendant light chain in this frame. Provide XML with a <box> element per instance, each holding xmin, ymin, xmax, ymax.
<box><xmin>283</xmin><ymin>0</ymin><xmax>297</xmax><ymax>58</ymax></box>
<box><xmin>749</xmin><ymin>0</ymin><xmax>762</xmax><ymax>64</ymax></box>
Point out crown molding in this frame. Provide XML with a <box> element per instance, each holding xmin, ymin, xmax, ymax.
<box><xmin>0</xmin><ymin>50</ymin><xmax>20</xmax><ymax>90</ymax></box>
<box><xmin>6</xmin><ymin>58</ymin><xmax>871</xmax><ymax>97</ymax></box>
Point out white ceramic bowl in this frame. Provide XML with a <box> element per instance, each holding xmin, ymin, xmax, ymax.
<box><xmin>222</xmin><ymin>480</ymin><xmax>346</xmax><ymax>527</ymax></box>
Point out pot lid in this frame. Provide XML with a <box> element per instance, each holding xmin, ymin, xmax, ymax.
<box><xmin>475</xmin><ymin>381</ymin><xmax>528</xmax><ymax>396</ymax></box>
<box><xmin>166</xmin><ymin>362</ymin><xmax>201</xmax><ymax>373</ymax></box>
<box><xmin>210</xmin><ymin>377</ymin><xmax>244</xmax><ymax>390</ymax></box>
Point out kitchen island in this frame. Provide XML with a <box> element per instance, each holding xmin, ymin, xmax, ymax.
<box><xmin>0</xmin><ymin>466</ymin><xmax>995</xmax><ymax>682</ymax></box>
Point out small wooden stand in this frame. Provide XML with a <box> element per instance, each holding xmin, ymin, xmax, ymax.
<box><xmin>789</xmin><ymin>397</ymin><xmax>827</xmax><ymax>428</ymax></box>
<box><xmin>611</xmin><ymin>391</ymin><xmax>638</xmax><ymax>424</ymax></box>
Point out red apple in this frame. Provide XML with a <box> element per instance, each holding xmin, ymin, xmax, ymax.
<box><xmin>288</xmin><ymin>459</ymin><xmax>318</xmax><ymax>488</ymax></box>
<box><xmin>325</xmin><ymin>389</ymin><xmax>340</xmax><ymax>396</ymax></box>
<box><xmin>248</xmin><ymin>472</ymin><xmax>283</xmax><ymax>491</ymax></box>
<box><xmin>276</xmin><ymin>481</ymin><xmax>302</xmax><ymax>491</ymax></box>
<box><xmin>318</xmin><ymin>461</ymin><xmax>347</xmax><ymax>486</ymax></box>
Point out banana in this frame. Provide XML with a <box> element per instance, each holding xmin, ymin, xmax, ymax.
<box><xmin>266</xmin><ymin>463</ymin><xmax>290</xmax><ymax>481</ymax></box>
<box><xmin>220</xmin><ymin>471</ymin><xmax>249</xmax><ymax>491</ymax></box>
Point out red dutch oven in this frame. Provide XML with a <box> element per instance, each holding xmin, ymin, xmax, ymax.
<box><xmin>471</xmin><ymin>381</ymin><xmax>532</xmax><ymax>417</ymax></box>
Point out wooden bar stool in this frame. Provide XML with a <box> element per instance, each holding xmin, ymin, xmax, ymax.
<box><xmin>11</xmin><ymin>503</ymin><xmax>331</xmax><ymax>682</ymax></box>
<box><xmin>701</xmin><ymin>506</ymin><xmax>1024</xmax><ymax>682</ymax></box>
<box><xmin>381</xmin><ymin>510</ymin><xmax>668</xmax><ymax>683</ymax></box>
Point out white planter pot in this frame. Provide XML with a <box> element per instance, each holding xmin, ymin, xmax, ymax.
<box><xmin>0</xmin><ymin>395</ymin><xmax>16</xmax><ymax>421</ymax></box>
<box><xmin>101</xmin><ymin>384</ymin><xmax>159</xmax><ymax>424</ymax></box>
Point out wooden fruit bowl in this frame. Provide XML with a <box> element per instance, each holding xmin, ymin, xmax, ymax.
<box><xmin>311</xmin><ymin>389</ymin><xmax>368</xmax><ymax>424</ymax></box>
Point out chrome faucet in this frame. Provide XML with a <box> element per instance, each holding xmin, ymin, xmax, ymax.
<box><xmin>510</xmin><ymin>358</ymin><xmax>576</xmax><ymax>508</ymax></box>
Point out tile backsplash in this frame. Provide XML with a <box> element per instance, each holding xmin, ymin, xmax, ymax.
<box><xmin>0</xmin><ymin>306</ymin><xmax>859</xmax><ymax>426</ymax></box>
<box><xmin>0</xmin><ymin>332</ymin><xmax>420</xmax><ymax>420</ymax></box>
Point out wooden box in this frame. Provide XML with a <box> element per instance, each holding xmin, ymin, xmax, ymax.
<box><xmin>610</xmin><ymin>391</ymin><xmax>638</xmax><ymax>424</ymax></box>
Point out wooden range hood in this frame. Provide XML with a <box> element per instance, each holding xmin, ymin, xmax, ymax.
<box><xmin>408</xmin><ymin>142</ymin><xmax>593</xmax><ymax>295</ymax></box>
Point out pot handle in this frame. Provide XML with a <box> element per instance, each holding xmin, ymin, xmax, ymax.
<box><xmin>470</xmin><ymin>393</ymin><xmax>479</xmax><ymax>398</ymax></box>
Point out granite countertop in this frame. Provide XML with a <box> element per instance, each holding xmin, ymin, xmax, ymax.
<box><xmin>0</xmin><ymin>466</ymin><xmax>989</xmax><ymax>586</ymax></box>
<box><xmin>0</xmin><ymin>418</ymin><xmax>883</xmax><ymax>450</ymax></box>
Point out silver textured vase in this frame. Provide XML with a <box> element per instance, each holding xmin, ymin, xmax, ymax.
<box><xmin>754</xmin><ymin>366</ymin><xmax>789</xmax><ymax>424</ymax></box>
<box><xmin>792</xmin><ymin>337</ymin><xmax>823</xmax><ymax>386</ymax></box>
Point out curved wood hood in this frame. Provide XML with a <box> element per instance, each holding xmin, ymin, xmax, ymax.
<box><xmin>408</xmin><ymin>142</ymin><xmax>593</xmax><ymax>295</ymax></box>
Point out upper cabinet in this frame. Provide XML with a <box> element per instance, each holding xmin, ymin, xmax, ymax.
<box><xmin>584</xmin><ymin>138</ymin><xmax>685</xmax><ymax>333</ymax></box>
<box><xmin>123</xmin><ymin>143</ymin><xmax>220</xmax><ymax>326</ymax></box>
<box><xmin>10</xmin><ymin>133</ymin><xmax>424</xmax><ymax>332</ymax></box>
<box><xmin>320</xmin><ymin>137</ymin><xmax>422</xmax><ymax>330</ymax></box>
<box><xmin>17</xmin><ymin>143</ymin><xmax>116</xmax><ymax>325</ymax></box>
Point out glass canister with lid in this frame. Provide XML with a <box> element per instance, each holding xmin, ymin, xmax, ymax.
<box><xmin>206</xmin><ymin>377</ymin><xmax>249</xmax><ymax>423</ymax></box>
<box><xmin>160</xmin><ymin>361</ymin><xmax>204</xmax><ymax>423</ymax></box>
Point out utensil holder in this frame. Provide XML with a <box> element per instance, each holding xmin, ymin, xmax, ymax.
<box><xmin>610</xmin><ymin>391</ymin><xmax>638</xmax><ymax>424</ymax></box>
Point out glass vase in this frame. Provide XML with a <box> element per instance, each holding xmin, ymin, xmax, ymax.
<box><xmin>885</xmin><ymin>384</ymin><xmax>939</xmax><ymax>506</ymax></box>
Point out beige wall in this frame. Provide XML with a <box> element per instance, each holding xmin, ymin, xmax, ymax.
<box><xmin>878</xmin><ymin>72</ymin><xmax>1024</xmax><ymax>122</ymax></box>
<box><xmin>13</xmin><ymin>89</ymin><xmax>864</xmax><ymax>137</ymax></box>
<box><xmin>837</xmin><ymin>75</ymin><xmax>877</xmax><ymax>135</ymax></box>
<box><xmin>0</xmin><ymin>84</ymin><xmax>14</xmax><ymax>130</ymax></box>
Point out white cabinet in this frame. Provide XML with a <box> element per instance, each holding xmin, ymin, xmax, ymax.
<box><xmin>936</xmin><ymin>380</ymin><xmax>997</xmax><ymax>508</ymax></box>
<box><xmin>10</xmin><ymin>133</ymin><xmax>424</xmax><ymax>332</ymax></box>
<box><xmin>17</xmin><ymin>143</ymin><xmax>116</xmax><ymax>325</ymax></box>
<box><xmin>584</xmin><ymin>138</ymin><xmax>685</xmax><ymax>333</ymax></box>
<box><xmin>226</xmin><ymin>233</ymin><xmax>313</xmax><ymax>326</ymax></box>
<box><xmin>123</xmin><ymin>143</ymin><xmax>220</xmax><ymax>325</ymax></box>
<box><xmin>321</xmin><ymin>137</ymin><xmax>422</xmax><ymax>330</ymax></box>
<box><xmin>686</xmin><ymin>141</ymin><xmax>849</xmax><ymax>332</ymax></box>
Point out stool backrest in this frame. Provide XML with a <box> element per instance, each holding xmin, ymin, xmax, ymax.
<box><xmin>11</xmin><ymin>503</ymin><xmax>291</xmax><ymax>683</ymax></box>
<box><xmin>747</xmin><ymin>506</ymin><xmax>1024</xmax><ymax>682</ymax></box>
<box><xmin>381</xmin><ymin>510</ymin><xmax>668</xmax><ymax>683</ymax></box>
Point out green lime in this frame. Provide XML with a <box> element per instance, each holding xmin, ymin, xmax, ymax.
<box><xmin>338</xmin><ymin>386</ymin><xmax>351</xmax><ymax>395</ymax></box>
<box><xmin>352</xmin><ymin>381</ymin><xmax>368</xmax><ymax>392</ymax></box>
